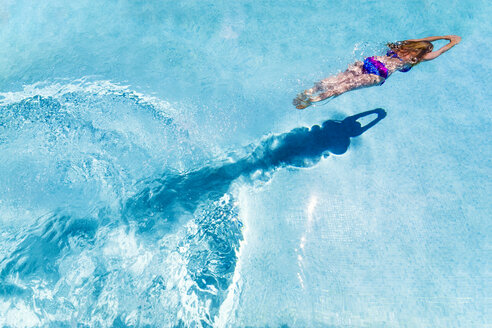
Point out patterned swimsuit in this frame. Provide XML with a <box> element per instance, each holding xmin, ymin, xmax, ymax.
<box><xmin>362</xmin><ymin>50</ymin><xmax>413</xmax><ymax>85</ymax></box>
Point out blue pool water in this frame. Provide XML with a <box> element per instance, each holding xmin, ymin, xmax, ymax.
<box><xmin>0</xmin><ymin>1</ymin><xmax>491</xmax><ymax>327</ymax></box>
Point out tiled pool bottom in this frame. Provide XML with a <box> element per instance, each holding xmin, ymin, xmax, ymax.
<box><xmin>0</xmin><ymin>1</ymin><xmax>490</xmax><ymax>326</ymax></box>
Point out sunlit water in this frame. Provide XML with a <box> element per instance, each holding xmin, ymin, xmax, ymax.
<box><xmin>0</xmin><ymin>1</ymin><xmax>491</xmax><ymax>327</ymax></box>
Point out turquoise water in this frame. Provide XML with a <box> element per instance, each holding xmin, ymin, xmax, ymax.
<box><xmin>0</xmin><ymin>1</ymin><xmax>491</xmax><ymax>327</ymax></box>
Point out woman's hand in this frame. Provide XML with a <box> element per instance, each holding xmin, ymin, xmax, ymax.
<box><xmin>446</xmin><ymin>35</ymin><xmax>462</xmax><ymax>44</ymax></box>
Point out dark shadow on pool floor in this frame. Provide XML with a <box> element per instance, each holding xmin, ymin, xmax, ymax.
<box><xmin>1</xmin><ymin>108</ymin><xmax>386</xmax><ymax>281</ymax></box>
<box><xmin>0</xmin><ymin>108</ymin><xmax>386</xmax><ymax>326</ymax></box>
<box><xmin>126</xmin><ymin>108</ymin><xmax>387</xmax><ymax>229</ymax></box>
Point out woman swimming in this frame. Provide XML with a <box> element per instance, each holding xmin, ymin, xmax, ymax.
<box><xmin>293</xmin><ymin>35</ymin><xmax>461</xmax><ymax>109</ymax></box>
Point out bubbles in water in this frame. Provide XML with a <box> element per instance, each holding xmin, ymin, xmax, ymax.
<box><xmin>0</xmin><ymin>80</ymin><xmax>242</xmax><ymax>326</ymax></box>
<box><xmin>0</xmin><ymin>80</ymin><xmax>210</xmax><ymax>224</ymax></box>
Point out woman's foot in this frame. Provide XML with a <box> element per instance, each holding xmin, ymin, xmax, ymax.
<box><xmin>293</xmin><ymin>93</ymin><xmax>312</xmax><ymax>109</ymax></box>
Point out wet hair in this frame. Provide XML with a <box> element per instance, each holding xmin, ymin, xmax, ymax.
<box><xmin>387</xmin><ymin>40</ymin><xmax>434</xmax><ymax>64</ymax></box>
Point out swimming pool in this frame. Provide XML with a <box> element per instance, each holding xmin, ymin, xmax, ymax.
<box><xmin>0</xmin><ymin>1</ymin><xmax>490</xmax><ymax>327</ymax></box>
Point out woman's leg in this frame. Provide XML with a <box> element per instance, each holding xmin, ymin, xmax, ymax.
<box><xmin>293</xmin><ymin>63</ymin><xmax>383</xmax><ymax>109</ymax></box>
<box><xmin>311</xmin><ymin>73</ymin><xmax>382</xmax><ymax>101</ymax></box>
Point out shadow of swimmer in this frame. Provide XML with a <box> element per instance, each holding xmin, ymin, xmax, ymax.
<box><xmin>125</xmin><ymin>108</ymin><xmax>387</xmax><ymax>228</ymax></box>
<box><xmin>0</xmin><ymin>109</ymin><xmax>386</xmax><ymax>281</ymax></box>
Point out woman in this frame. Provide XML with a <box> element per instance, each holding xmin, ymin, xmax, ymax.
<box><xmin>293</xmin><ymin>35</ymin><xmax>461</xmax><ymax>109</ymax></box>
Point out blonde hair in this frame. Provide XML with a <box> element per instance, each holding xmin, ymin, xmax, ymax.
<box><xmin>387</xmin><ymin>40</ymin><xmax>434</xmax><ymax>64</ymax></box>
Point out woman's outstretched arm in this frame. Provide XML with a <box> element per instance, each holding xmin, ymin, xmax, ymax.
<box><xmin>421</xmin><ymin>35</ymin><xmax>461</xmax><ymax>61</ymax></box>
<box><xmin>405</xmin><ymin>35</ymin><xmax>458</xmax><ymax>42</ymax></box>
<box><xmin>406</xmin><ymin>35</ymin><xmax>462</xmax><ymax>61</ymax></box>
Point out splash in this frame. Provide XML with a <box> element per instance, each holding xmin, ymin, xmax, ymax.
<box><xmin>0</xmin><ymin>80</ymin><xmax>235</xmax><ymax>326</ymax></box>
<box><xmin>0</xmin><ymin>80</ymin><xmax>385</xmax><ymax>326</ymax></box>
<box><xmin>0</xmin><ymin>80</ymin><xmax>210</xmax><ymax>223</ymax></box>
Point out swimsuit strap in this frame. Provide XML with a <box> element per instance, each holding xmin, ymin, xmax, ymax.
<box><xmin>386</xmin><ymin>50</ymin><xmax>401</xmax><ymax>60</ymax></box>
<box><xmin>386</xmin><ymin>50</ymin><xmax>413</xmax><ymax>73</ymax></box>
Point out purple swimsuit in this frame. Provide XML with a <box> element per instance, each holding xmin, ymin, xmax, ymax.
<box><xmin>362</xmin><ymin>57</ymin><xmax>389</xmax><ymax>80</ymax></box>
<box><xmin>363</xmin><ymin>51</ymin><xmax>413</xmax><ymax>85</ymax></box>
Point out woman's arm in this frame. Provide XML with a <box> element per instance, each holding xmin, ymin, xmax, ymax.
<box><xmin>405</xmin><ymin>35</ymin><xmax>457</xmax><ymax>42</ymax></box>
<box><xmin>407</xmin><ymin>35</ymin><xmax>462</xmax><ymax>61</ymax></box>
<box><xmin>422</xmin><ymin>35</ymin><xmax>461</xmax><ymax>61</ymax></box>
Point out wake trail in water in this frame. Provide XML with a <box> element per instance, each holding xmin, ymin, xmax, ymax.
<box><xmin>0</xmin><ymin>80</ymin><xmax>385</xmax><ymax>327</ymax></box>
<box><xmin>126</xmin><ymin>108</ymin><xmax>386</xmax><ymax>229</ymax></box>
